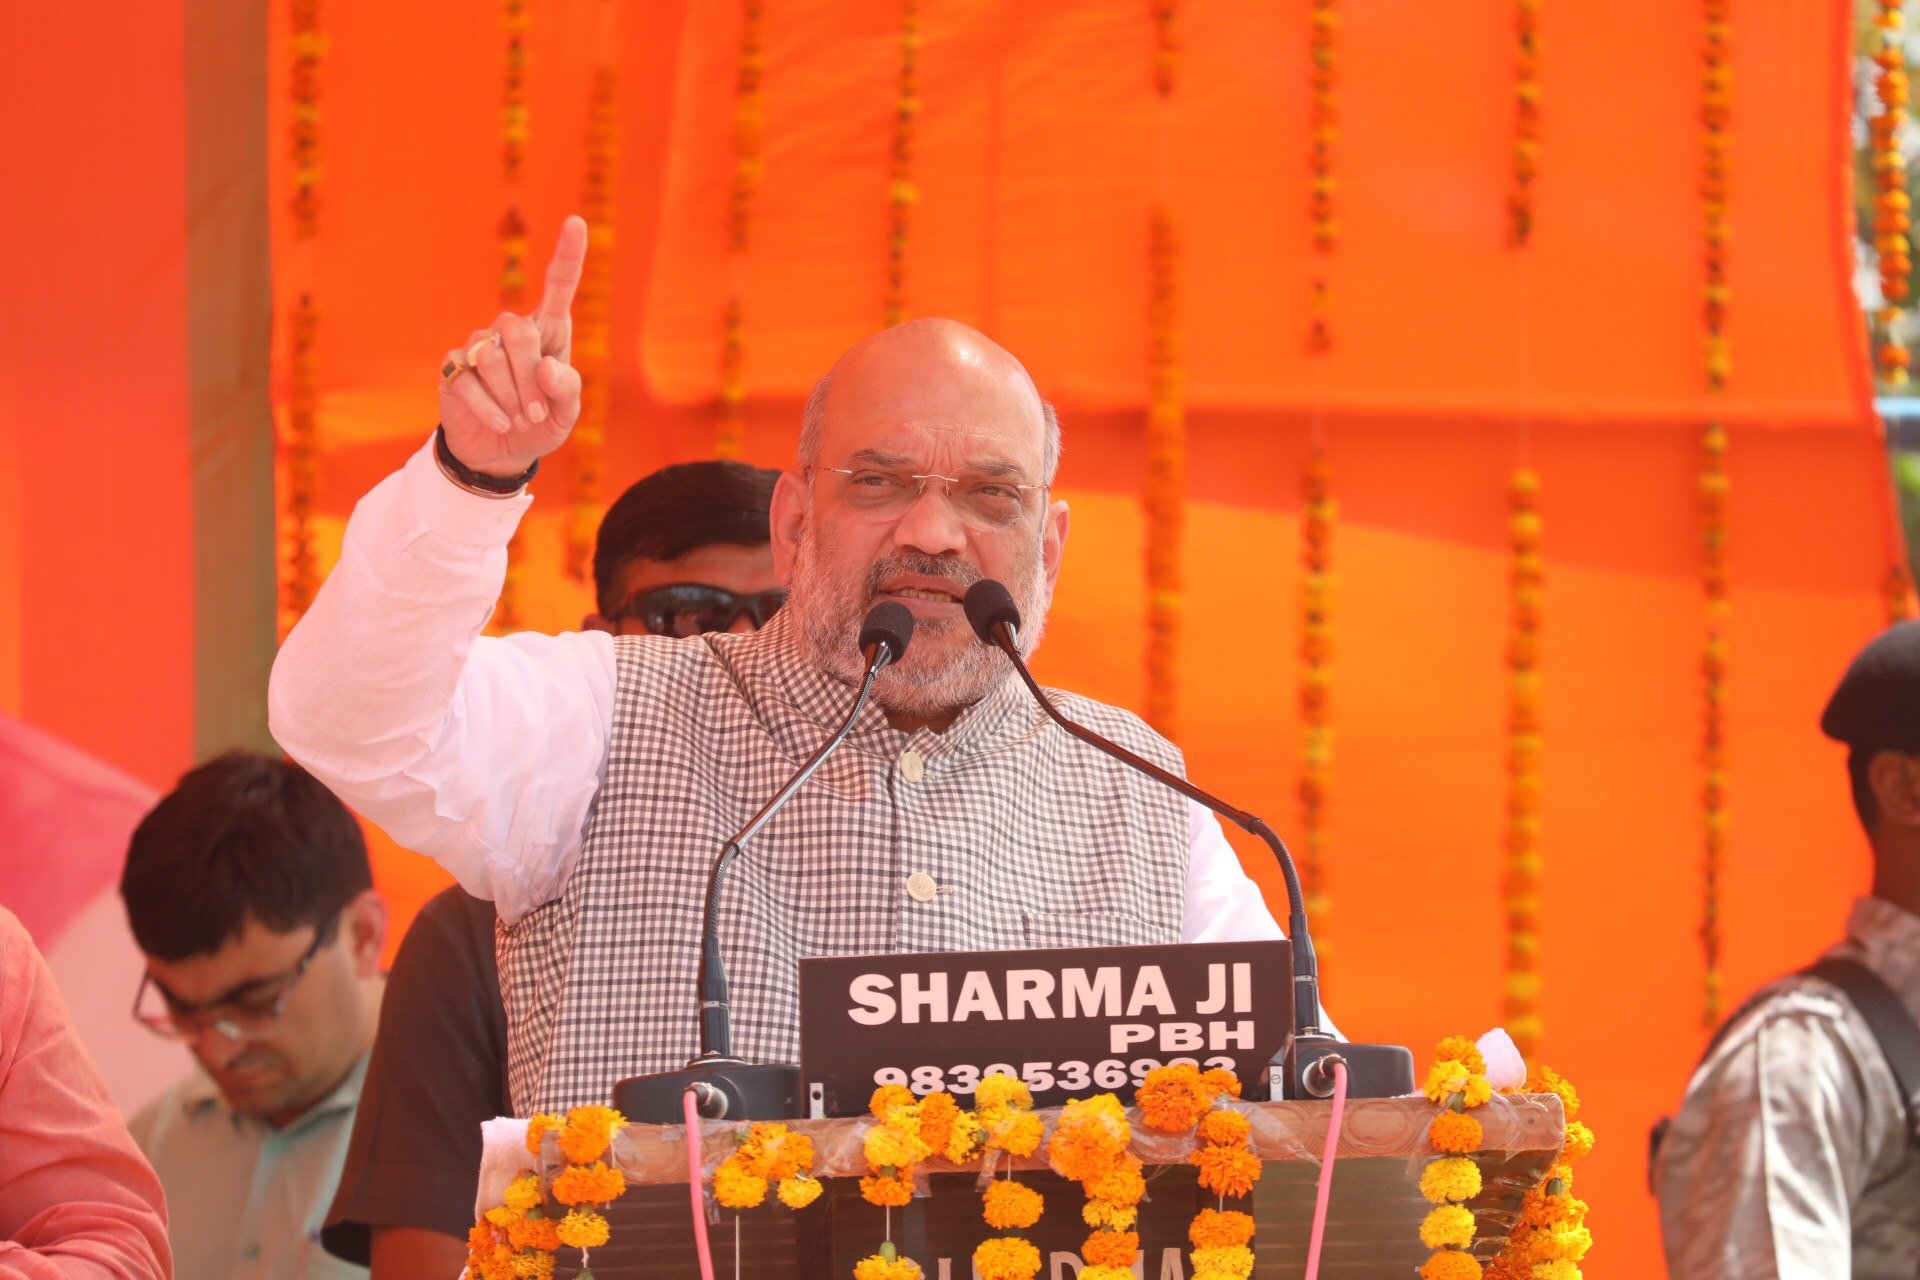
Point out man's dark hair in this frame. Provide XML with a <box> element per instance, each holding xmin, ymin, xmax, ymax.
<box><xmin>1849</xmin><ymin>749</ymin><xmax>1879</xmax><ymax>834</ymax></box>
<box><xmin>121</xmin><ymin>751</ymin><xmax>371</xmax><ymax>961</ymax></box>
<box><xmin>592</xmin><ymin>460</ymin><xmax>780</xmax><ymax>613</ymax></box>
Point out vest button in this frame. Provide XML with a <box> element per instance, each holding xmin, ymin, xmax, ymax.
<box><xmin>905</xmin><ymin>871</ymin><xmax>939</xmax><ymax>902</ymax></box>
<box><xmin>899</xmin><ymin>749</ymin><xmax>926</xmax><ymax>783</ymax></box>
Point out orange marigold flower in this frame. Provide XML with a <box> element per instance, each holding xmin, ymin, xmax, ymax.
<box><xmin>1433</xmin><ymin>1036</ymin><xmax>1487</xmax><ymax>1076</ymax></box>
<box><xmin>550</xmin><ymin>1161</ymin><xmax>626</xmax><ymax>1207</ymax></box>
<box><xmin>508</xmin><ymin>1215</ymin><xmax>562</xmax><ymax>1251</ymax></box>
<box><xmin>994</xmin><ymin>1112</ymin><xmax>1044</xmax><ymax>1158</ymax></box>
<box><xmin>1047</xmin><ymin>1097</ymin><xmax>1130</xmax><ymax>1182</ymax></box>
<box><xmin>467</xmin><ymin>1223</ymin><xmax>496</xmax><ymax>1252</ymax></box>
<box><xmin>524</xmin><ymin>1113</ymin><xmax>565</xmax><ymax>1158</ymax></box>
<box><xmin>1419</xmin><ymin>1250</ymin><xmax>1484</xmax><ymax>1280</ymax></box>
<box><xmin>1082</xmin><ymin>1230</ymin><xmax>1140</xmax><ymax>1268</ymax></box>
<box><xmin>1191</xmin><ymin>1145</ymin><xmax>1262</xmax><ymax>1198</ymax></box>
<box><xmin>870</xmin><ymin>1083</ymin><xmax>916</xmax><ymax>1119</ymax></box>
<box><xmin>555</xmin><ymin>1208</ymin><xmax>611</xmax><ymax>1249</ymax></box>
<box><xmin>918</xmin><ymin>1092</ymin><xmax>958</xmax><ymax>1155</ymax></box>
<box><xmin>1086</xmin><ymin>1156</ymin><xmax>1146</xmax><ymax>1208</ymax></box>
<box><xmin>556</xmin><ymin>1104</ymin><xmax>625</xmax><ymax>1166</ymax></box>
<box><xmin>1196</xmin><ymin>1109</ymin><xmax>1251</xmax><ymax>1148</ymax></box>
<box><xmin>1429</xmin><ymin>1112</ymin><xmax>1484</xmax><ymax>1154</ymax></box>
<box><xmin>973</xmin><ymin>1237</ymin><xmax>1043</xmax><ymax>1280</ymax></box>
<box><xmin>1201</xmin><ymin>1067</ymin><xmax>1243</xmax><ymax>1099</ymax></box>
<box><xmin>1527</xmin><ymin>1066</ymin><xmax>1580</xmax><ymax>1120</ymax></box>
<box><xmin>1189</xmin><ymin>1208</ymin><xmax>1255</xmax><ymax>1249</ymax></box>
<box><xmin>1136</xmin><ymin>1064</ymin><xmax>1213</xmax><ymax>1133</ymax></box>
<box><xmin>860</xmin><ymin>1172</ymin><xmax>915</xmax><ymax>1207</ymax></box>
<box><xmin>983</xmin><ymin>1179</ymin><xmax>1044</xmax><ymax>1230</ymax></box>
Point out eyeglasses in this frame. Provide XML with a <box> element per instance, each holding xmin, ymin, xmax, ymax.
<box><xmin>813</xmin><ymin>465</ymin><xmax>1048</xmax><ymax>530</ymax></box>
<box><xmin>131</xmin><ymin>913</ymin><xmax>339</xmax><ymax>1042</ymax></box>
<box><xmin>608</xmin><ymin>583</ymin><xmax>787</xmax><ymax>637</ymax></box>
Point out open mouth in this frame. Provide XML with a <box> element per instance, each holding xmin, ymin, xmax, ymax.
<box><xmin>884</xmin><ymin>586</ymin><xmax>963</xmax><ymax>603</ymax></box>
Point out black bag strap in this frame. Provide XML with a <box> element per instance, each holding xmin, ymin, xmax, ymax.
<box><xmin>1800</xmin><ymin>957</ymin><xmax>1920</xmax><ymax>1146</ymax></box>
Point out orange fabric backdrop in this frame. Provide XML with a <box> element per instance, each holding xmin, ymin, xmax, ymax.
<box><xmin>0</xmin><ymin>1</ymin><xmax>1904</xmax><ymax>1275</ymax></box>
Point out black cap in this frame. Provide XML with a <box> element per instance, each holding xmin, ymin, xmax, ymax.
<box><xmin>1820</xmin><ymin>620</ymin><xmax>1920</xmax><ymax>754</ymax></box>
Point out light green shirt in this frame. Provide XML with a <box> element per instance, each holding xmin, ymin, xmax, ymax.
<box><xmin>128</xmin><ymin>1055</ymin><xmax>371</xmax><ymax>1280</ymax></box>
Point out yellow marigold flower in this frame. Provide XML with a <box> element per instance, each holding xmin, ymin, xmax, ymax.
<box><xmin>864</xmin><ymin>1123</ymin><xmax>930</xmax><ymax>1170</ymax></box>
<box><xmin>1418</xmin><ymin>1205</ymin><xmax>1476</xmax><ymax>1251</ymax></box>
<box><xmin>1418</xmin><ymin>1157</ymin><xmax>1483</xmax><ymax>1204</ymax></box>
<box><xmin>555</xmin><ymin>1208</ymin><xmax>610</xmax><ymax>1249</ymax></box>
<box><xmin>1201</xmin><ymin>1067</ymin><xmax>1243</xmax><ymax>1099</ymax></box>
<box><xmin>853</xmin><ymin>1253</ymin><xmax>924</xmax><ymax>1280</ymax></box>
<box><xmin>1136</xmin><ymin>1063</ymin><xmax>1213</xmax><ymax>1133</ymax></box>
<box><xmin>1189</xmin><ymin>1245</ymin><xmax>1255</xmax><ymax>1280</ymax></box>
<box><xmin>944</xmin><ymin>1112</ymin><xmax>984</xmax><ymax>1163</ymax></box>
<box><xmin>524</xmin><ymin>1113</ymin><xmax>565</xmax><ymax>1158</ymax></box>
<box><xmin>870</xmin><ymin>1084</ymin><xmax>916</xmax><ymax>1119</ymax></box>
<box><xmin>557</xmin><ymin>1105</ymin><xmax>625</xmax><ymax>1166</ymax></box>
<box><xmin>1196</xmin><ymin>1109</ymin><xmax>1251</xmax><ymax>1148</ymax></box>
<box><xmin>995</xmin><ymin>1112</ymin><xmax>1044</xmax><ymax>1158</ymax></box>
<box><xmin>777</xmin><ymin>1173</ymin><xmax>823</xmax><ymax>1209</ymax></box>
<box><xmin>1562</xmin><ymin>1121</ymin><xmax>1595</xmax><ymax>1162</ymax></box>
<box><xmin>1429</xmin><ymin>1112</ymin><xmax>1484</xmax><ymax>1154</ymax></box>
<box><xmin>1423</xmin><ymin>1060</ymin><xmax>1470</xmax><ymax>1104</ymax></box>
<box><xmin>1531</xmin><ymin>1263</ymin><xmax>1581</xmax><ymax>1280</ymax></box>
<box><xmin>974</xmin><ymin>1074</ymin><xmax>1033</xmax><ymax>1112</ymax></box>
<box><xmin>973</xmin><ymin>1236</ymin><xmax>1043</xmax><ymax>1280</ymax></box>
<box><xmin>1460</xmin><ymin>1075</ymin><xmax>1492</xmax><ymax>1109</ymax></box>
<box><xmin>1418</xmin><ymin>1249</ymin><xmax>1483</xmax><ymax>1280</ymax></box>
<box><xmin>860</xmin><ymin>1172</ymin><xmax>915</xmax><ymax>1207</ymax></box>
<box><xmin>1536</xmin><ymin>1224</ymin><xmax>1593</xmax><ymax>1263</ymax></box>
<box><xmin>1527</xmin><ymin>1066</ymin><xmax>1580</xmax><ymax>1120</ymax></box>
<box><xmin>484</xmin><ymin>1204</ymin><xmax>522</xmax><ymax>1228</ymax></box>
<box><xmin>713</xmin><ymin>1161</ymin><xmax>769</xmax><ymax>1209</ymax></box>
<box><xmin>550</xmin><ymin>1161</ymin><xmax>625</xmax><ymax>1207</ymax></box>
<box><xmin>504</xmin><ymin>1174</ymin><xmax>543</xmax><ymax>1213</ymax></box>
<box><xmin>1080</xmin><ymin>1200</ymin><xmax>1138</xmax><ymax>1231</ymax></box>
<box><xmin>982</xmin><ymin>1179</ymin><xmax>1044</xmax><ymax>1230</ymax></box>
<box><xmin>1086</xmin><ymin>1156</ymin><xmax>1146</xmax><ymax>1208</ymax></box>
<box><xmin>1191</xmin><ymin>1145</ymin><xmax>1262</xmax><ymax>1198</ymax></box>
<box><xmin>1189</xmin><ymin>1208</ymin><xmax>1255</xmax><ymax>1249</ymax></box>
<box><xmin>1078</xmin><ymin>1267</ymin><xmax>1136</xmax><ymax>1280</ymax></box>
<box><xmin>1082</xmin><ymin>1229</ymin><xmax>1140</xmax><ymax>1267</ymax></box>
<box><xmin>511</xmin><ymin>1252</ymin><xmax>556</xmax><ymax>1279</ymax></box>
<box><xmin>1433</xmin><ymin>1036</ymin><xmax>1487</xmax><ymax>1076</ymax></box>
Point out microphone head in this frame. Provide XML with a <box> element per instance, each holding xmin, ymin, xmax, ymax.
<box><xmin>858</xmin><ymin>600</ymin><xmax>915</xmax><ymax>665</ymax></box>
<box><xmin>963</xmin><ymin>580</ymin><xmax>1022</xmax><ymax>644</ymax></box>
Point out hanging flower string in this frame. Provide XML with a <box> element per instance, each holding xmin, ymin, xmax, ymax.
<box><xmin>490</xmin><ymin>0</ymin><xmax>532</xmax><ymax>632</ymax></box>
<box><xmin>1505</xmin><ymin>471</ymin><xmax>1544</xmax><ymax>1058</ymax></box>
<box><xmin>717</xmin><ymin>0</ymin><xmax>766</xmax><ymax>459</ymax></box>
<box><xmin>1487</xmin><ymin>1067</ymin><xmax>1595</xmax><ymax>1280</ymax></box>
<box><xmin>1144</xmin><ymin>207</ymin><xmax>1185</xmax><ymax>737</ymax></box>
<box><xmin>1135</xmin><ymin>1064</ymin><xmax>1257</xmax><ymax>1280</ymax></box>
<box><xmin>1308</xmin><ymin>0</ymin><xmax>1337</xmax><ymax>351</ymax></box>
<box><xmin>1299</xmin><ymin>449</ymin><xmax>1335</xmax><ymax>960</ymax></box>
<box><xmin>1047</xmin><ymin>1095</ymin><xmax>1147</xmax><ymax>1280</ymax></box>
<box><xmin>1415</xmin><ymin>1038</ymin><xmax>1493</xmax><ymax>1280</ymax></box>
<box><xmin>279</xmin><ymin>0</ymin><xmax>325</xmax><ymax>633</ymax></box>
<box><xmin>566</xmin><ymin>54</ymin><xmax>621</xmax><ymax>583</ymax></box>
<box><xmin>1509</xmin><ymin>1</ymin><xmax>1541</xmax><ymax>246</ymax></box>
<box><xmin>1873</xmin><ymin>0</ymin><xmax>1912</xmax><ymax>388</ymax></box>
<box><xmin>467</xmin><ymin>1105</ymin><xmax>630</xmax><ymax>1280</ymax></box>
<box><xmin>883</xmin><ymin>0</ymin><xmax>921</xmax><ymax>327</ymax></box>
<box><xmin>1696</xmin><ymin>0</ymin><xmax>1732</xmax><ymax>1030</ymax></box>
<box><xmin>975</xmin><ymin>1075</ymin><xmax>1045</xmax><ymax>1280</ymax></box>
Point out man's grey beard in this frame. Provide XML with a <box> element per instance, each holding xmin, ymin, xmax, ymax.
<box><xmin>788</xmin><ymin>536</ymin><xmax>1049</xmax><ymax>718</ymax></box>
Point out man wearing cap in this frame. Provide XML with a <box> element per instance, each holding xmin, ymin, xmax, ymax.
<box><xmin>1652</xmin><ymin>619</ymin><xmax>1920</xmax><ymax>1277</ymax></box>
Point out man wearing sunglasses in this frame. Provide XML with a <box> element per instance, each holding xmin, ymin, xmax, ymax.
<box><xmin>120</xmin><ymin>751</ymin><xmax>387</xmax><ymax>1279</ymax></box>
<box><xmin>270</xmin><ymin>218</ymin><xmax>1291</xmax><ymax>1117</ymax></box>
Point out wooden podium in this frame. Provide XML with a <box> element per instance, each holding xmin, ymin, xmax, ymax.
<box><xmin>535</xmin><ymin>1094</ymin><xmax>1564</xmax><ymax>1279</ymax></box>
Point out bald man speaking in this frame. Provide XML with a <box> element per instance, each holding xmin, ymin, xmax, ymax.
<box><xmin>269</xmin><ymin>218</ymin><xmax>1286</xmax><ymax>1113</ymax></box>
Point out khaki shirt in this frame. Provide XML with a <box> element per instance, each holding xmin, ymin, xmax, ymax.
<box><xmin>1653</xmin><ymin>896</ymin><xmax>1920</xmax><ymax>1279</ymax></box>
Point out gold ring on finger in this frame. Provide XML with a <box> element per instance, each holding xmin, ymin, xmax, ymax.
<box><xmin>441</xmin><ymin>359</ymin><xmax>466</xmax><ymax>384</ymax></box>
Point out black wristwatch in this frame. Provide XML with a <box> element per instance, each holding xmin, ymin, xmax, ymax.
<box><xmin>433</xmin><ymin>425</ymin><xmax>540</xmax><ymax>496</ymax></box>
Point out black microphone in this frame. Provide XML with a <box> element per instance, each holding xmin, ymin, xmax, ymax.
<box><xmin>614</xmin><ymin>601</ymin><xmax>914</xmax><ymax>1122</ymax></box>
<box><xmin>962</xmin><ymin>580</ymin><xmax>1412</xmax><ymax>1101</ymax></box>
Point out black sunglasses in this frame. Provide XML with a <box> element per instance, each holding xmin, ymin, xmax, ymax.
<box><xmin>611</xmin><ymin>583</ymin><xmax>787</xmax><ymax>637</ymax></box>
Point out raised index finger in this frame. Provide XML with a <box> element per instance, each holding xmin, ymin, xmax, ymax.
<box><xmin>532</xmin><ymin>214</ymin><xmax>589</xmax><ymax>348</ymax></box>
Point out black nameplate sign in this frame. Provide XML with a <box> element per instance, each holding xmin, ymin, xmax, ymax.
<box><xmin>797</xmin><ymin>940</ymin><xmax>1292</xmax><ymax>1115</ymax></box>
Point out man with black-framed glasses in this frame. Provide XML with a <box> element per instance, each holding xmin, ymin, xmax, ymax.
<box><xmin>120</xmin><ymin>750</ymin><xmax>387</xmax><ymax>1279</ymax></box>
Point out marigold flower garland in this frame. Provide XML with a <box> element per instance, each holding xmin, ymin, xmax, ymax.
<box><xmin>1487</xmin><ymin>1066</ymin><xmax>1595</xmax><ymax>1280</ymax></box>
<box><xmin>1697</xmin><ymin>0</ymin><xmax>1732</xmax><ymax>1030</ymax></box>
<box><xmin>489</xmin><ymin>0</ymin><xmax>533</xmax><ymax>633</ymax></box>
<box><xmin>566</xmin><ymin>52</ymin><xmax>620</xmax><ymax>583</ymax></box>
<box><xmin>1505</xmin><ymin>471</ymin><xmax>1544</xmax><ymax>1059</ymax></box>
<box><xmin>975</xmin><ymin>1074</ymin><xmax>1045</xmax><ymax>1280</ymax></box>
<box><xmin>280</xmin><ymin>0</ymin><xmax>325</xmax><ymax>632</ymax></box>
<box><xmin>717</xmin><ymin>0</ymin><xmax>765</xmax><ymax>459</ymax></box>
<box><xmin>467</xmin><ymin>1105</ymin><xmax>629</xmax><ymax>1280</ymax></box>
<box><xmin>713</xmin><ymin>1121</ymin><xmax>824</xmax><ymax>1211</ymax></box>
<box><xmin>1872</xmin><ymin>0</ymin><xmax>1912</xmax><ymax>388</ymax></box>
<box><xmin>1416</xmin><ymin>1037</ymin><xmax>1493</xmax><ymax>1280</ymax></box>
<box><xmin>1047</xmin><ymin>1094</ymin><xmax>1146</xmax><ymax>1280</ymax></box>
<box><xmin>1135</xmin><ymin>1064</ymin><xmax>1256</xmax><ymax>1280</ymax></box>
<box><xmin>1143</xmin><ymin>5</ymin><xmax>1184</xmax><ymax>738</ymax></box>
<box><xmin>1300</xmin><ymin>449</ymin><xmax>1335</xmax><ymax>962</ymax></box>
<box><xmin>1308</xmin><ymin>0</ymin><xmax>1337</xmax><ymax>352</ymax></box>
<box><xmin>883</xmin><ymin>0</ymin><xmax>920</xmax><ymax>328</ymax></box>
<box><xmin>1509</xmin><ymin>1</ymin><xmax>1540</xmax><ymax>246</ymax></box>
